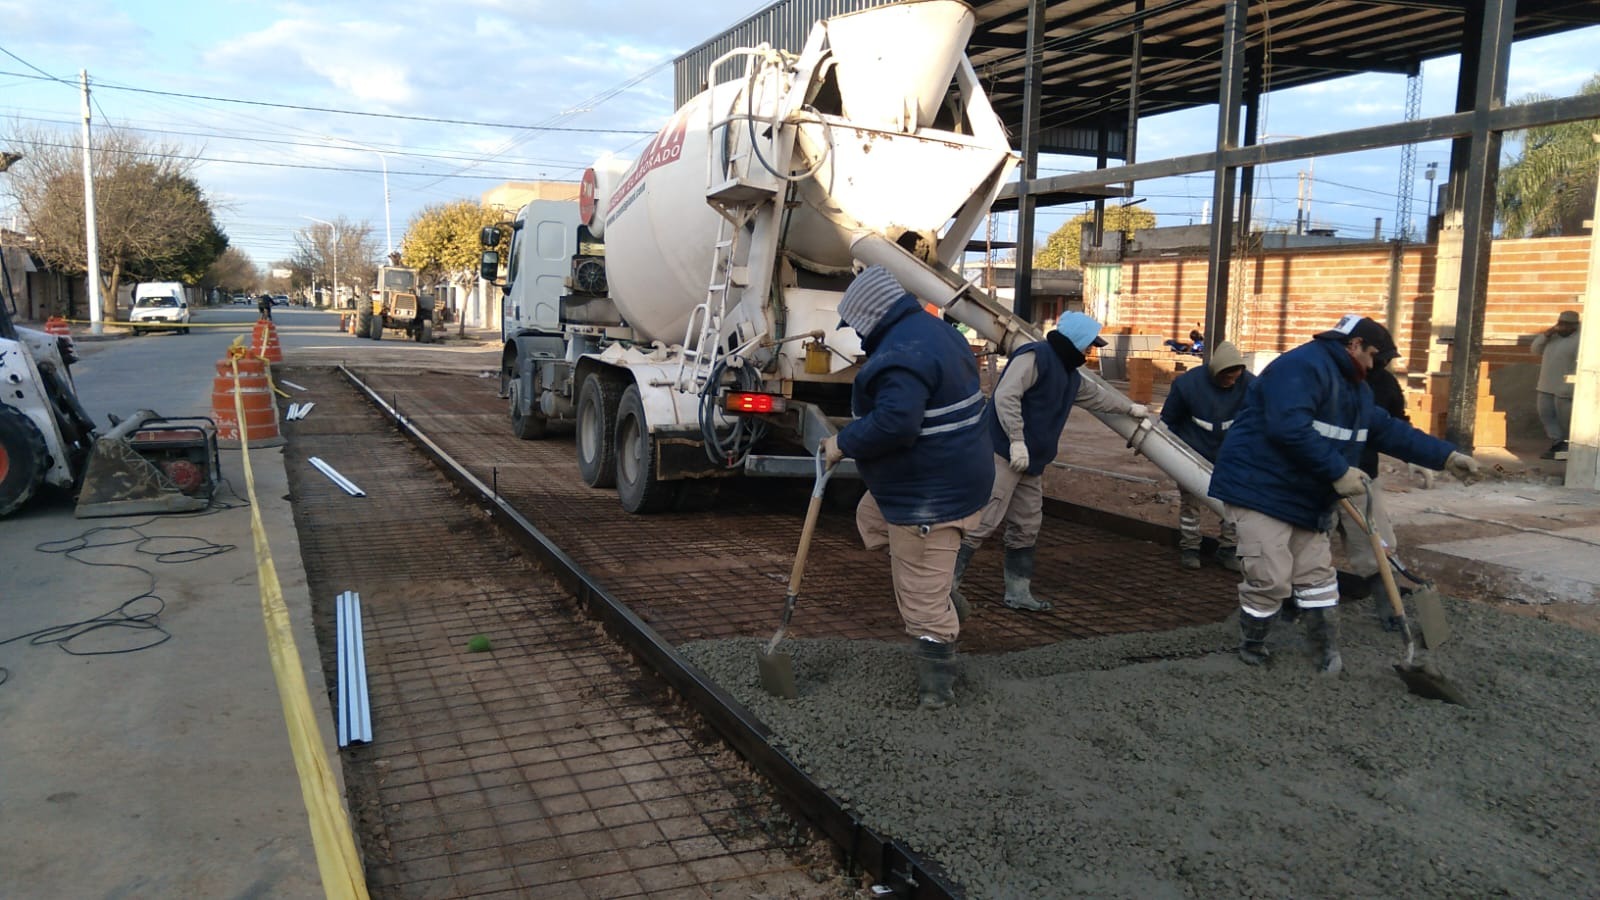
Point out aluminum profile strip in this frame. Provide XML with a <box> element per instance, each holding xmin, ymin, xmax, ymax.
<box><xmin>336</xmin><ymin>591</ymin><xmax>350</xmax><ymax>747</ymax></box>
<box><xmin>308</xmin><ymin>456</ymin><xmax>365</xmax><ymax>496</ymax></box>
<box><xmin>294</xmin><ymin>402</ymin><xmax>315</xmax><ymax>421</ymax></box>
<box><xmin>287</xmin><ymin>403</ymin><xmax>301</xmax><ymax>421</ymax></box>
<box><xmin>280</xmin><ymin>380</ymin><xmax>307</xmax><ymax>392</ymax></box>
<box><xmin>335</xmin><ymin>365</ymin><xmax>957</xmax><ymax>899</ymax></box>
<box><xmin>350</xmin><ymin>591</ymin><xmax>371</xmax><ymax>744</ymax></box>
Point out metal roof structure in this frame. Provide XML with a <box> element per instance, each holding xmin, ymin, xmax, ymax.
<box><xmin>676</xmin><ymin>0</ymin><xmax>1600</xmax><ymax>448</ymax></box>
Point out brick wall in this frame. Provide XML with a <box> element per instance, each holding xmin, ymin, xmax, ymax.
<box><xmin>1113</xmin><ymin>235</ymin><xmax>1589</xmax><ymax>445</ymax></box>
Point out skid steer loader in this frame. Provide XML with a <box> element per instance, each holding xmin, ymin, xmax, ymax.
<box><xmin>0</xmin><ymin>252</ymin><xmax>218</xmax><ymax>518</ymax></box>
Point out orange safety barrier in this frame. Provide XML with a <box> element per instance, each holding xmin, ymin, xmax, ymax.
<box><xmin>212</xmin><ymin>356</ymin><xmax>284</xmax><ymax>447</ymax></box>
<box><xmin>251</xmin><ymin>318</ymin><xmax>284</xmax><ymax>363</ymax></box>
<box><xmin>44</xmin><ymin>316</ymin><xmax>70</xmax><ymax>336</ymax></box>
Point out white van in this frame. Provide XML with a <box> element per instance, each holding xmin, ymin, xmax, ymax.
<box><xmin>131</xmin><ymin>282</ymin><xmax>191</xmax><ymax>335</ymax></box>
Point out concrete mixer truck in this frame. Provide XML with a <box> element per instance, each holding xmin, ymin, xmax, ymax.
<box><xmin>484</xmin><ymin>0</ymin><xmax>1217</xmax><ymax>515</ymax></box>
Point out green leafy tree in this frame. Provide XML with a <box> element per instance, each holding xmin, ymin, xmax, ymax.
<box><xmin>400</xmin><ymin>200</ymin><xmax>508</xmax><ymax>288</ymax></box>
<box><xmin>1034</xmin><ymin>204</ymin><xmax>1157</xmax><ymax>269</ymax></box>
<box><xmin>1497</xmin><ymin>74</ymin><xmax>1600</xmax><ymax>238</ymax></box>
<box><xmin>3</xmin><ymin>125</ymin><xmax>226</xmax><ymax>318</ymax></box>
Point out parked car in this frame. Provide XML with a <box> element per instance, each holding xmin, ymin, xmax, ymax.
<box><xmin>271</xmin><ymin>294</ymin><xmax>290</xmax><ymax>306</ymax></box>
<box><xmin>130</xmin><ymin>282</ymin><xmax>192</xmax><ymax>335</ymax></box>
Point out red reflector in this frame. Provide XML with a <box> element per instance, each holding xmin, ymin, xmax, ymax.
<box><xmin>724</xmin><ymin>392</ymin><xmax>786</xmax><ymax>414</ymax></box>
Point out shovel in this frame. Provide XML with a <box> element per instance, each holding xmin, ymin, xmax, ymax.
<box><xmin>757</xmin><ymin>448</ymin><xmax>837</xmax><ymax>699</ymax></box>
<box><xmin>1340</xmin><ymin>497</ymin><xmax>1469</xmax><ymax>706</ymax></box>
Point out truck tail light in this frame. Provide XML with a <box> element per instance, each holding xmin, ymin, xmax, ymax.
<box><xmin>724</xmin><ymin>392</ymin><xmax>787</xmax><ymax>414</ymax></box>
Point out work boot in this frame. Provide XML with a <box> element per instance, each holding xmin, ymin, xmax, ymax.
<box><xmin>1214</xmin><ymin>545</ymin><xmax>1241</xmax><ymax>572</ymax></box>
<box><xmin>916</xmin><ymin>638</ymin><xmax>956</xmax><ymax>709</ymax></box>
<box><xmin>1238</xmin><ymin>612</ymin><xmax>1277</xmax><ymax>666</ymax></box>
<box><xmin>1303</xmin><ymin>607</ymin><xmax>1344</xmax><ymax>674</ymax></box>
<box><xmin>1002</xmin><ymin>547</ymin><xmax>1052</xmax><ymax>612</ymax></box>
<box><xmin>1179</xmin><ymin>549</ymin><xmax>1202</xmax><ymax>570</ymax></box>
<box><xmin>949</xmin><ymin>543</ymin><xmax>976</xmax><ymax>624</ymax></box>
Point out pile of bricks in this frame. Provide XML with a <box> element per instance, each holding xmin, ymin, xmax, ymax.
<box><xmin>1412</xmin><ymin>361</ymin><xmax>1507</xmax><ymax>448</ymax></box>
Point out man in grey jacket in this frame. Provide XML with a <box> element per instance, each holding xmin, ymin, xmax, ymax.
<box><xmin>1533</xmin><ymin>309</ymin><xmax>1579</xmax><ymax>460</ymax></box>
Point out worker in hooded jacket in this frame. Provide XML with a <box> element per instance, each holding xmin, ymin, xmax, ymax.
<box><xmin>1160</xmin><ymin>341</ymin><xmax>1254</xmax><ymax>572</ymax></box>
<box><xmin>822</xmin><ymin>266</ymin><xmax>994</xmax><ymax>710</ymax></box>
<box><xmin>950</xmin><ymin>311</ymin><xmax>1149</xmax><ymax>613</ymax></box>
<box><xmin>1208</xmin><ymin>315</ymin><xmax>1480</xmax><ymax>674</ymax></box>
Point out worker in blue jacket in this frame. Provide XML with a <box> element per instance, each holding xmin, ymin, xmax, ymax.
<box><xmin>1160</xmin><ymin>341</ymin><xmax>1253</xmax><ymax>571</ymax></box>
<box><xmin>1208</xmin><ymin>315</ymin><xmax>1481</xmax><ymax>673</ymax></box>
<box><xmin>951</xmin><ymin>312</ymin><xmax>1149</xmax><ymax>613</ymax></box>
<box><xmin>822</xmin><ymin>266</ymin><xmax>993</xmax><ymax>709</ymax></box>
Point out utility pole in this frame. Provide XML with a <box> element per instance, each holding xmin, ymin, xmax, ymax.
<box><xmin>80</xmin><ymin>70</ymin><xmax>103</xmax><ymax>335</ymax></box>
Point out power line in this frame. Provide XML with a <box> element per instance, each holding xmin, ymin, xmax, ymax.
<box><xmin>0</xmin><ymin>66</ymin><xmax>656</xmax><ymax>134</ymax></box>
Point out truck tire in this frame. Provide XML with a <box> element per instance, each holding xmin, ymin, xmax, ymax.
<box><xmin>575</xmin><ymin>374</ymin><xmax>621</xmax><ymax>488</ymax></box>
<box><xmin>0</xmin><ymin>405</ymin><xmax>48</xmax><ymax>518</ymax></box>
<box><xmin>369</xmin><ymin>315</ymin><xmax>384</xmax><ymax>341</ymax></box>
<box><xmin>509</xmin><ymin>369</ymin><xmax>549</xmax><ymax>440</ymax></box>
<box><xmin>419</xmin><ymin>320</ymin><xmax>433</xmax><ymax>344</ymax></box>
<box><xmin>615</xmin><ymin>384</ymin><xmax>680</xmax><ymax>514</ymax></box>
<box><xmin>357</xmin><ymin>306</ymin><xmax>373</xmax><ymax>338</ymax></box>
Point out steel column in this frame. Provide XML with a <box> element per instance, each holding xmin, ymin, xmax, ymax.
<box><xmin>1203</xmin><ymin>0</ymin><xmax>1247</xmax><ymax>349</ymax></box>
<box><xmin>1013</xmin><ymin>0</ymin><xmax>1047</xmax><ymax>324</ymax></box>
<box><xmin>1445</xmin><ymin>0</ymin><xmax>1517</xmax><ymax>451</ymax></box>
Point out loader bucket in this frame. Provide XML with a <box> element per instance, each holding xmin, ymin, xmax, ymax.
<box><xmin>75</xmin><ymin>411</ymin><xmax>220</xmax><ymax>518</ymax></box>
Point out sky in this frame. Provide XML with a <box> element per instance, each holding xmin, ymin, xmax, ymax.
<box><xmin>1</xmin><ymin>0</ymin><xmax>1597</xmax><ymax>274</ymax></box>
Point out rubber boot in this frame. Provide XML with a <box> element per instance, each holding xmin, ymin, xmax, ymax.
<box><xmin>1213</xmin><ymin>545</ymin><xmax>1242</xmax><ymax>572</ymax></box>
<box><xmin>949</xmin><ymin>543</ymin><xmax>976</xmax><ymax>624</ymax></box>
<box><xmin>916</xmin><ymin>638</ymin><xmax>956</xmax><ymax>709</ymax></box>
<box><xmin>1303</xmin><ymin>607</ymin><xmax>1343</xmax><ymax>674</ymax></box>
<box><xmin>1238</xmin><ymin>611</ymin><xmax>1276</xmax><ymax>666</ymax></box>
<box><xmin>1002</xmin><ymin>547</ymin><xmax>1052</xmax><ymax>612</ymax></box>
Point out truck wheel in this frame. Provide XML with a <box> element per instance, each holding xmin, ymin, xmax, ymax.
<box><xmin>0</xmin><ymin>406</ymin><xmax>48</xmax><ymax>518</ymax></box>
<box><xmin>575</xmin><ymin>374</ymin><xmax>621</xmax><ymax>488</ymax></box>
<box><xmin>420</xmin><ymin>321</ymin><xmax>433</xmax><ymax>344</ymax></box>
<box><xmin>615</xmin><ymin>384</ymin><xmax>679</xmax><ymax>514</ymax></box>
<box><xmin>357</xmin><ymin>307</ymin><xmax>373</xmax><ymax>338</ymax></box>
<box><xmin>509</xmin><ymin>370</ymin><xmax>549</xmax><ymax>440</ymax></box>
<box><xmin>368</xmin><ymin>316</ymin><xmax>384</xmax><ymax>341</ymax></box>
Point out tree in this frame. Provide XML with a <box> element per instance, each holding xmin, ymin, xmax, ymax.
<box><xmin>1034</xmin><ymin>204</ymin><xmax>1157</xmax><ymax>269</ymax></box>
<box><xmin>1497</xmin><ymin>74</ymin><xmax>1600</xmax><ymax>238</ymax></box>
<box><xmin>204</xmin><ymin>246</ymin><xmax>259</xmax><ymax>294</ymax></box>
<box><xmin>2</xmin><ymin>125</ymin><xmax>227</xmax><ymax>319</ymax></box>
<box><xmin>399</xmin><ymin>199</ymin><xmax>507</xmax><ymax>288</ymax></box>
<box><xmin>292</xmin><ymin>217</ymin><xmax>378</xmax><ymax>305</ymax></box>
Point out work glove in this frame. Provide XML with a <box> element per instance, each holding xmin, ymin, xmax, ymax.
<box><xmin>822</xmin><ymin>435</ymin><xmax>844</xmax><ymax>465</ymax></box>
<box><xmin>1444</xmin><ymin>451</ymin><xmax>1481</xmax><ymax>481</ymax></box>
<box><xmin>1127</xmin><ymin>403</ymin><xmax>1150</xmax><ymax>419</ymax></box>
<box><xmin>1008</xmin><ymin>440</ymin><xmax>1030</xmax><ymax>473</ymax></box>
<box><xmin>1332</xmin><ymin>466</ymin><xmax>1367</xmax><ymax>498</ymax></box>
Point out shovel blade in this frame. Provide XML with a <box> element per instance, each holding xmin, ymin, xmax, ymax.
<box><xmin>1394</xmin><ymin>662</ymin><xmax>1469</xmax><ymax>706</ymax></box>
<box><xmin>1410</xmin><ymin>585</ymin><xmax>1451</xmax><ymax>649</ymax></box>
<box><xmin>757</xmin><ymin>649</ymin><xmax>798</xmax><ymax>699</ymax></box>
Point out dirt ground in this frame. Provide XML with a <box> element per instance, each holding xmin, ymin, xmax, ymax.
<box><xmin>682</xmin><ymin>592</ymin><xmax>1600</xmax><ymax>898</ymax></box>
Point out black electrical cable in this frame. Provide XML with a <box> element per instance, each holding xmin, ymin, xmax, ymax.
<box><xmin>0</xmin><ymin>520</ymin><xmax>236</xmax><ymax>687</ymax></box>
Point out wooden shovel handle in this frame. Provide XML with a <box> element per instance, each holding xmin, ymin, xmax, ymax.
<box><xmin>1339</xmin><ymin>497</ymin><xmax>1407</xmax><ymax>620</ymax></box>
<box><xmin>786</xmin><ymin>492</ymin><xmax>826</xmax><ymax>597</ymax></box>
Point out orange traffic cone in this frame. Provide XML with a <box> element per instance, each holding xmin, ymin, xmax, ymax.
<box><xmin>44</xmin><ymin>316</ymin><xmax>70</xmax><ymax>336</ymax></box>
<box><xmin>212</xmin><ymin>355</ymin><xmax>284</xmax><ymax>448</ymax></box>
<box><xmin>251</xmin><ymin>318</ymin><xmax>284</xmax><ymax>363</ymax></box>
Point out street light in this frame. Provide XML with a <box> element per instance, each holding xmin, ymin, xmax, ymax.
<box><xmin>1423</xmin><ymin>161</ymin><xmax>1439</xmax><ymax>238</ymax></box>
<box><xmin>302</xmin><ymin>215</ymin><xmax>338</xmax><ymax>308</ymax></box>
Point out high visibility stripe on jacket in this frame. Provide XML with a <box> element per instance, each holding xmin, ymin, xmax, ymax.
<box><xmin>1159</xmin><ymin>364</ymin><xmax>1254</xmax><ymax>463</ymax></box>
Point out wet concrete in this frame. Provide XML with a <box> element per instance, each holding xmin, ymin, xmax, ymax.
<box><xmin>682</xmin><ymin>595</ymin><xmax>1600</xmax><ymax>897</ymax></box>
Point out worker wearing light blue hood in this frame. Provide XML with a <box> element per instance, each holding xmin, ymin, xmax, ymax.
<box><xmin>951</xmin><ymin>312</ymin><xmax>1149</xmax><ymax>614</ymax></box>
<box><xmin>821</xmin><ymin>265</ymin><xmax>993</xmax><ymax>710</ymax></box>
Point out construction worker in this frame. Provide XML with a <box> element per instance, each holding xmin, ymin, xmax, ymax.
<box><xmin>821</xmin><ymin>266</ymin><xmax>993</xmax><ymax>710</ymax></box>
<box><xmin>256</xmin><ymin>294</ymin><xmax>273</xmax><ymax>321</ymax></box>
<box><xmin>1532</xmin><ymin>309</ymin><xmax>1580</xmax><ymax>460</ymax></box>
<box><xmin>1208</xmin><ymin>315</ymin><xmax>1480</xmax><ymax>674</ymax></box>
<box><xmin>950</xmin><ymin>312</ymin><xmax>1149</xmax><ymax>612</ymax></box>
<box><xmin>1160</xmin><ymin>341</ymin><xmax>1253</xmax><ymax>571</ymax></box>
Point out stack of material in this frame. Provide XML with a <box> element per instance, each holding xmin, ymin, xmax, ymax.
<box><xmin>1416</xmin><ymin>361</ymin><xmax>1506</xmax><ymax>447</ymax></box>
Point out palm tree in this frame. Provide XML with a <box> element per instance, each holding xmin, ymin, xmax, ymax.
<box><xmin>1497</xmin><ymin>74</ymin><xmax>1600</xmax><ymax>238</ymax></box>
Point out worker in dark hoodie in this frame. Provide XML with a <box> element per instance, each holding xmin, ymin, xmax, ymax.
<box><xmin>821</xmin><ymin>266</ymin><xmax>993</xmax><ymax>710</ymax></box>
<box><xmin>1160</xmin><ymin>340</ymin><xmax>1253</xmax><ymax>571</ymax></box>
<box><xmin>949</xmin><ymin>311</ymin><xmax>1149</xmax><ymax>613</ymax></box>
